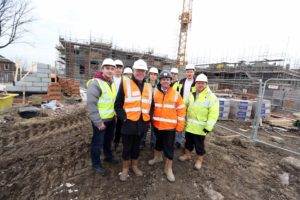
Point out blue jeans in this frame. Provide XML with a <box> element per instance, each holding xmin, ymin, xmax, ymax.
<box><xmin>142</xmin><ymin>123</ymin><xmax>156</xmax><ymax>145</ymax></box>
<box><xmin>91</xmin><ymin>120</ymin><xmax>116</xmax><ymax>167</ymax></box>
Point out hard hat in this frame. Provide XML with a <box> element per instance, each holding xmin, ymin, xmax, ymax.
<box><xmin>185</xmin><ymin>64</ymin><xmax>195</xmax><ymax>70</ymax></box>
<box><xmin>101</xmin><ymin>58</ymin><xmax>116</xmax><ymax>68</ymax></box>
<box><xmin>195</xmin><ymin>73</ymin><xmax>208</xmax><ymax>82</ymax></box>
<box><xmin>114</xmin><ymin>59</ymin><xmax>124</xmax><ymax>67</ymax></box>
<box><xmin>159</xmin><ymin>70</ymin><xmax>172</xmax><ymax>79</ymax></box>
<box><xmin>123</xmin><ymin>67</ymin><xmax>133</xmax><ymax>74</ymax></box>
<box><xmin>170</xmin><ymin>68</ymin><xmax>178</xmax><ymax>74</ymax></box>
<box><xmin>149</xmin><ymin>67</ymin><xmax>158</xmax><ymax>74</ymax></box>
<box><xmin>132</xmin><ymin>59</ymin><xmax>148</xmax><ymax>70</ymax></box>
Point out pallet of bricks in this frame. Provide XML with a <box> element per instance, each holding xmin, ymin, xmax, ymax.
<box><xmin>67</xmin><ymin>79</ymin><xmax>80</xmax><ymax>97</ymax></box>
<box><xmin>47</xmin><ymin>83</ymin><xmax>61</xmax><ymax>101</ymax></box>
<box><xmin>58</xmin><ymin>77</ymin><xmax>68</xmax><ymax>95</ymax></box>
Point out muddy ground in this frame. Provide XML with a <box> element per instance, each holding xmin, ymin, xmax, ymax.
<box><xmin>0</xmin><ymin>103</ymin><xmax>300</xmax><ymax>200</ymax></box>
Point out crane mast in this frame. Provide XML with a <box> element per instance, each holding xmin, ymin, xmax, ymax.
<box><xmin>176</xmin><ymin>0</ymin><xmax>193</xmax><ymax>69</ymax></box>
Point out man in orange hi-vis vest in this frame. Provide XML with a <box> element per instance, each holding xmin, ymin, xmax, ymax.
<box><xmin>114</xmin><ymin>59</ymin><xmax>153</xmax><ymax>182</ymax></box>
<box><xmin>148</xmin><ymin>70</ymin><xmax>186</xmax><ymax>182</ymax></box>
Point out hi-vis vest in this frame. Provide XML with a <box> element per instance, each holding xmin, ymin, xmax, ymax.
<box><xmin>87</xmin><ymin>78</ymin><xmax>116</xmax><ymax>119</ymax></box>
<box><xmin>185</xmin><ymin>87</ymin><xmax>219</xmax><ymax>136</ymax></box>
<box><xmin>172</xmin><ymin>81</ymin><xmax>179</xmax><ymax>91</ymax></box>
<box><xmin>123</xmin><ymin>77</ymin><xmax>152</xmax><ymax>121</ymax></box>
<box><xmin>152</xmin><ymin>87</ymin><xmax>186</xmax><ymax>132</ymax></box>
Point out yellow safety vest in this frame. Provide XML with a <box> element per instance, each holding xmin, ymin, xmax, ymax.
<box><xmin>87</xmin><ymin>78</ymin><xmax>116</xmax><ymax>119</ymax></box>
<box><xmin>185</xmin><ymin>87</ymin><xmax>219</xmax><ymax>136</ymax></box>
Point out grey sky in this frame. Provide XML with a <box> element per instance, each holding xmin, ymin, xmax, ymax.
<box><xmin>1</xmin><ymin>0</ymin><xmax>299</xmax><ymax>68</ymax></box>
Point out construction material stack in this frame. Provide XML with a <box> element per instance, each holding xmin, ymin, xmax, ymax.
<box><xmin>218</xmin><ymin>98</ymin><xmax>230</xmax><ymax>120</ymax></box>
<box><xmin>229</xmin><ymin>99</ymin><xmax>253</xmax><ymax>121</ymax></box>
<box><xmin>251</xmin><ymin>99</ymin><xmax>271</xmax><ymax>120</ymax></box>
<box><xmin>47</xmin><ymin>83</ymin><xmax>61</xmax><ymax>101</ymax></box>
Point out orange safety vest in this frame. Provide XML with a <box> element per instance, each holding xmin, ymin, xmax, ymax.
<box><xmin>152</xmin><ymin>87</ymin><xmax>186</xmax><ymax>132</ymax></box>
<box><xmin>123</xmin><ymin>77</ymin><xmax>152</xmax><ymax>122</ymax></box>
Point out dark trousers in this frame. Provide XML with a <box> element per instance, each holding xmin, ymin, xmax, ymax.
<box><xmin>91</xmin><ymin>120</ymin><xmax>116</xmax><ymax>167</ymax></box>
<box><xmin>114</xmin><ymin>117</ymin><xmax>122</xmax><ymax>145</ymax></box>
<box><xmin>154</xmin><ymin>127</ymin><xmax>176</xmax><ymax>160</ymax></box>
<box><xmin>185</xmin><ymin>131</ymin><xmax>206</xmax><ymax>156</ymax></box>
<box><xmin>122</xmin><ymin>135</ymin><xmax>141</xmax><ymax>160</ymax></box>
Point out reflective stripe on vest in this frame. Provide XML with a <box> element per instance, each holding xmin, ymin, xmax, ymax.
<box><xmin>94</xmin><ymin>79</ymin><xmax>116</xmax><ymax>119</ymax></box>
<box><xmin>123</xmin><ymin>77</ymin><xmax>152</xmax><ymax>121</ymax></box>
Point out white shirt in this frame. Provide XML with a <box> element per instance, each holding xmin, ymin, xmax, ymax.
<box><xmin>113</xmin><ymin>76</ymin><xmax>122</xmax><ymax>94</ymax></box>
<box><xmin>183</xmin><ymin>79</ymin><xmax>193</xmax><ymax>100</ymax></box>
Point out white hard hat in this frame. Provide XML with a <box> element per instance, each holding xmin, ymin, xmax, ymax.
<box><xmin>185</xmin><ymin>64</ymin><xmax>195</xmax><ymax>70</ymax></box>
<box><xmin>170</xmin><ymin>68</ymin><xmax>178</xmax><ymax>74</ymax></box>
<box><xmin>114</xmin><ymin>59</ymin><xmax>124</xmax><ymax>66</ymax></box>
<box><xmin>101</xmin><ymin>58</ymin><xmax>116</xmax><ymax>68</ymax></box>
<box><xmin>123</xmin><ymin>67</ymin><xmax>133</xmax><ymax>74</ymax></box>
<box><xmin>195</xmin><ymin>73</ymin><xmax>208</xmax><ymax>82</ymax></box>
<box><xmin>149</xmin><ymin>67</ymin><xmax>158</xmax><ymax>74</ymax></box>
<box><xmin>132</xmin><ymin>59</ymin><xmax>148</xmax><ymax>71</ymax></box>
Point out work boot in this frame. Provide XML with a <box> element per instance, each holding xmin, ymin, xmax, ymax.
<box><xmin>178</xmin><ymin>149</ymin><xmax>192</xmax><ymax>162</ymax></box>
<box><xmin>164</xmin><ymin>159</ymin><xmax>175</xmax><ymax>182</ymax></box>
<box><xmin>194</xmin><ymin>155</ymin><xmax>204</xmax><ymax>170</ymax></box>
<box><xmin>93</xmin><ymin>166</ymin><xmax>108</xmax><ymax>176</ymax></box>
<box><xmin>148</xmin><ymin>150</ymin><xmax>163</xmax><ymax>166</ymax></box>
<box><xmin>131</xmin><ymin>159</ymin><xmax>143</xmax><ymax>176</ymax></box>
<box><xmin>119</xmin><ymin>160</ymin><xmax>130</xmax><ymax>181</ymax></box>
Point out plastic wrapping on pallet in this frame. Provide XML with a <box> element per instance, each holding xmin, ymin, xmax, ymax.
<box><xmin>229</xmin><ymin>99</ymin><xmax>253</xmax><ymax>121</ymax></box>
<box><xmin>251</xmin><ymin>99</ymin><xmax>271</xmax><ymax>119</ymax></box>
<box><xmin>218</xmin><ymin>98</ymin><xmax>230</xmax><ymax>120</ymax></box>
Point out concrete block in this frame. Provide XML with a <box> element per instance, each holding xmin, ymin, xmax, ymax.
<box><xmin>36</xmin><ymin>73</ymin><xmax>49</xmax><ymax>78</ymax></box>
<box><xmin>6</xmin><ymin>86</ymin><xmax>22</xmax><ymax>92</ymax></box>
<box><xmin>27</xmin><ymin>86</ymin><xmax>42</xmax><ymax>92</ymax></box>
<box><xmin>33</xmin><ymin>82</ymin><xmax>49</xmax><ymax>87</ymax></box>
<box><xmin>37</xmin><ymin>68</ymin><xmax>52</xmax><ymax>74</ymax></box>
<box><xmin>16</xmin><ymin>81</ymin><xmax>33</xmax><ymax>87</ymax></box>
<box><xmin>24</xmin><ymin>77</ymin><xmax>41</xmax><ymax>82</ymax></box>
<box><xmin>42</xmin><ymin>87</ymin><xmax>48</xmax><ymax>92</ymax></box>
<box><xmin>42</xmin><ymin>78</ymin><xmax>51</xmax><ymax>83</ymax></box>
<box><xmin>37</xmin><ymin>63</ymin><xmax>49</xmax><ymax>70</ymax></box>
<box><xmin>219</xmin><ymin>106</ymin><xmax>230</xmax><ymax>112</ymax></box>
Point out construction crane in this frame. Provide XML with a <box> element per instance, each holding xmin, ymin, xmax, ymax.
<box><xmin>176</xmin><ymin>0</ymin><xmax>193</xmax><ymax>69</ymax></box>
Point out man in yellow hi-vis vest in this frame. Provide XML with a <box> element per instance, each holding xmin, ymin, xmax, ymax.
<box><xmin>179</xmin><ymin>73</ymin><xmax>219</xmax><ymax>170</ymax></box>
<box><xmin>87</xmin><ymin>58</ymin><xmax>118</xmax><ymax>175</ymax></box>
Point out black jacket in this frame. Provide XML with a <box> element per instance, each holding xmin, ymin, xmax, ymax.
<box><xmin>114</xmin><ymin>76</ymin><xmax>153</xmax><ymax>136</ymax></box>
<box><xmin>179</xmin><ymin>78</ymin><xmax>195</xmax><ymax>97</ymax></box>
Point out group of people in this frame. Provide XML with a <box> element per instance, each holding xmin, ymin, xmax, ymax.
<box><xmin>86</xmin><ymin>58</ymin><xmax>220</xmax><ymax>182</ymax></box>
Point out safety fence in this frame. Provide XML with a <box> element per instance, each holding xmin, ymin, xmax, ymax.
<box><xmin>208</xmin><ymin>78</ymin><xmax>300</xmax><ymax>156</ymax></box>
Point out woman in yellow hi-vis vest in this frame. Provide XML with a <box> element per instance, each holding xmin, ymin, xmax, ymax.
<box><xmin>86</xmin><ymin>58</ymin><xmax>118</xmax><ymax>175</ymax></box>
<box><xmin>179</xmin><ymin>73</ymin><xmax>219</xmax><ymax>170</ymax></box>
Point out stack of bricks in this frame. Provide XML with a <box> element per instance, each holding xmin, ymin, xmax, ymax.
<box><xmin>58</xmin><ymin>78</ymin><xmax>68</xmax><ymax>94</ymax></box>
<box><xmin>47</xmin><ymin>83</ymin><xmax>62</xmax><ymax>101</ymax></box>
<box><xmin>67</xmin><ymin>79</ymin><xmax>80</xmax><ymax>97</ymax></box>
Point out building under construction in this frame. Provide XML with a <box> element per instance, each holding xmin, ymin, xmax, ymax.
<box><xmin>56</xmin><ymin>37</ymin><xmax>175</xmax><ymax>81</ymax></box>
<box><xmin>196</xmin><ymin>59</ymin><xmax>300</xmax><ymax>81</ymax></box>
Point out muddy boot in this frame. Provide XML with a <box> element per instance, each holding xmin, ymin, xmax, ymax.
<box><xmin>194</xmin><ymin>155</ymin><xmax>204</xmax><ymax>170</ymax></box>
<box><xmin>119</xmin><ymin>160</ymin><xmax>130</xmax><ymax>181</ymax></box>
<box><xmin>164</xmin><ymin>159</ymin><xmax>175</xmax><ymax>182</ymax></box>
<box><xmin>178</xmin><ymin>149</ymin><xmax>192</xmax><ymax>162</ymax></box>
<box><xmin>131</xmin><ymin>159</ymin><xmax>143</xmax><ymax>176</ymax></box>
<box><xmin>148</xmin><ymin>150</ymin><xmax>163</xmax><ymax>166</ymax></box>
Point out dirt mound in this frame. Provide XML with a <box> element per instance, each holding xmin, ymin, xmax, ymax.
<box><xmin>0</xmin><ymin>106</ymin><xmax>300</xmax><ymax>200</ymax></box>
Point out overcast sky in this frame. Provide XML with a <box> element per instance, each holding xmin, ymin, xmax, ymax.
<box><xmin>1</xmin><ymin>0</ymin><xmax>300</xmax><ymax>68</ymax></box>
